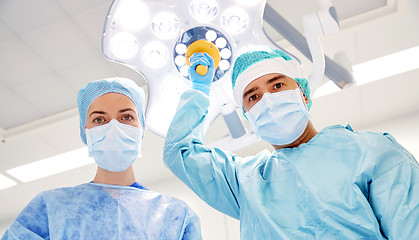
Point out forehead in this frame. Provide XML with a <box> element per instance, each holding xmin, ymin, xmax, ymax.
<box><xmin>88</xmin><ymin>93</ymin><xmax>137</xmax><ymax>112</ymax></box>
<box><xmin>243</xmin><ymin>73</ymin><xmax>296</xmax><ymax>91</ymax></box>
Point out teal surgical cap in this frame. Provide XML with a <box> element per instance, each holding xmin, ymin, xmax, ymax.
<box><xmin>231</xmin><ymin>47</ymin><xmax>312</xmax><ymax>110</ymax></box>
<box><xmin>77</xmin><ymin>78</ymin><xmax>145</xmax><ymax>145</ymax></box>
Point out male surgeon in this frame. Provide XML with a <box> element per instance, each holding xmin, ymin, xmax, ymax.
<box><xmin>163</xmin><ymin>48</ymin><xmax>419</xmax><ymax>239</ymax></box>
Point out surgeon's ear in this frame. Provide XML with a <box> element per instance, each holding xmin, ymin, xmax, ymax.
<box><xmin>303</xmin><ymin>95</ymin><xmax>309</xmax><ymax>105</ymax></box>
<box><xmin>298</xmin><ymin>88</ymin><xmax>309</xmax><ymax>105</ymax></box>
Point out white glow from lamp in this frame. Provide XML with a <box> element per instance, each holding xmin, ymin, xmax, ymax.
<box><xmin>220</xmin><ymin>48</ymin><xmax>231</xmax><ymax>59</ymax></box>
<box><xmin>142</xmin><ymin>41</ymin><xmax>169</xmax><ymax>69</ymax></box>
<box><xmin>175</xmin><ymin>44</ymin><xmax>187</xmax><ymax>54</ymax></box>
<box><xmin>115</xmin><ymin>0</ymin><xmax>150</xmax><ymax>31</ymax></box>
<box><xmin>205</xmin><ymin>30</ymin><xmax>217</xmax><ymax>41</ymax></box>
<box><xmin>353</xmin><ymin>46</ymin><xmax>419</xmax><ymax>85</ymax></box>
<box><xmin>221</xmin><ymin>7</ymin><xmax>249</xmax><ymax>34</ymax></box>
<box><xmin>219</xmin><ymin>60</ymin><xmax>230</xmax><ymax>70</ymax></box>
<box><xmin>175</xmin><ymin>55</ymin><xmax>186</xmax><ymax>66</ymax></box>
<box><xmin>7</xmin><ymin>147</ymin><xmax>93</xmax><ymax>183</ymax></box>
<box><xmin>215</xmin><ymin>37</ymin><xmax>227</xmax><ymax>48</ymax></box>
<box><xmin>0</xmin><ymin>174</ymin><xmax>17</xmax><ymax>190</ymax></box>
<box><xmin>152</xmin><ymin>12</ymin><xmax>179</xmax><ymax>40</ymax></box>
<box><xmin>190</xmin><ymin>0</ymin><xmax>218</xmax><ymax>22</ymax></box>
<box><xmin>110</xmin><ymin>32</ymin><xmax>139</xmax><ymax>60</ymax></box>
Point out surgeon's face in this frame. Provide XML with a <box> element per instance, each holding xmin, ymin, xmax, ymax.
<box><xmin>242</xmin><ymin>73</ymin><xmax>308</xmax><ymax>112</ymax></box>
<box><xmin>85</xmin><ymin>93</ymin><xmax>140</xmax><ymax>129</ymax></box>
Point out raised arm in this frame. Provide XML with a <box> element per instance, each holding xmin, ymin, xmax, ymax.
<box><xmin>163</xmin><ymin>90</ymin><xmax>241</xmax><ymax>219</ymax></box>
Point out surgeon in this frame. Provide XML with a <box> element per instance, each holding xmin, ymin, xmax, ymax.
<box><xmin>2</xmin><ymin>78</ymin><xmax>201</xmax><ymax>240</ymax></box>
<box><xmin>163</xmin><ymin>47</ymin><xmax>419</xmax><ymax>239</ymax></box>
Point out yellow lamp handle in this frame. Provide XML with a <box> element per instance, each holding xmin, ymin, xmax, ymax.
<box><xmin>185</xmin><ymin>40</ymin><xmax>221</xmax><ymax>76</ymax></box>
<box><xmin>196</xmin><ymin>65</ymin><xmax>208</xmax><ymax>76</ymax></box>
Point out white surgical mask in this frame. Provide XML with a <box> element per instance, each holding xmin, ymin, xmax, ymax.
<box><xmin>86</xmin><ymin>119</ymin><xmax>142</xmax><ymax>172</ymax></box>
<box><xmin>245</xmin><ymin>88</ymin><xmax>311</xmax><ymax>145</ymax></box>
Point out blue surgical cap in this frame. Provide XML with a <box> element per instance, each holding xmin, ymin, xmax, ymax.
<box><xmin>231</xmin><ymin>47</ymin><xmax>312</xmax><ymax>110</ymax></box>
<box><xmin>77</xmin><ymin>78</ymin><xmax>145</xmax><ymax>145</ymax></box>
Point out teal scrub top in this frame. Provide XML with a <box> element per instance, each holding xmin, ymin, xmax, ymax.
<box><xmin>163</xmin><ymin>90</ymin><xmax>419</xmax><ymax>239</ymax></box>
<box><xmin>2</xmin><ymin>183</ymin><xmax>201</xmax><ymax>240</ymax></box>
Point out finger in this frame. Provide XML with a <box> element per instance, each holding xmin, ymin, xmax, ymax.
<box><xmin>190</xmin><ymin>57</ymin><xmax>210</xmax><ymax>68</ymax></box>
<box><xmin>203</xmin><ymin>52</ymin><xmax>215</xmax><ymax>67</ymax></box>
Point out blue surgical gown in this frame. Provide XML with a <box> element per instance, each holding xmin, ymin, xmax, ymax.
<box><xmin>1</xmin><ymin>182</ymin><xmax>201</xmax><ymax>240</ymax></box>
<box><xmin>163</xmin><ymin>90</ymin><xmax>419</xmax><ymax>239</ymax></box>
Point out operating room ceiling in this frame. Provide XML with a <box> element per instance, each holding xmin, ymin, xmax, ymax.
<box><xmin>1</xmin><ymin>0</ymin><xmax>419</xmax><ymax>231</ymax></box>
<box><xmin>0</xmin><ymin>0</ymin><xmax>390</xmax><ymax>131</ymax></box>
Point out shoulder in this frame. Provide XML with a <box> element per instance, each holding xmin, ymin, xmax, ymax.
<box><xmin>319</xmin><ymin>124</ymin><xmax>401</xmax><ymax>148</ymax></box>
<box><xmin>337</xmin><ymin>124</ymin><xmax>418</xmax><ymax>172</ymax></box>
<box><xmin>144</xmin><ymin>189</ymin><xmax>190</xmax><ymax>207</ymax></box>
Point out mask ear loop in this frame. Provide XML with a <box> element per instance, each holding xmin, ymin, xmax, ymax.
<box><xmin>296</xmin><ymin>85</ymin><xmax>309</xmax><ymax>110</ymax></box>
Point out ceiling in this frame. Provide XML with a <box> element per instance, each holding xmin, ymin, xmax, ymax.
<box><xmin>1</xmin><ymin>0</ymin><xmax>418</xmax><ymax>237</ymax></box>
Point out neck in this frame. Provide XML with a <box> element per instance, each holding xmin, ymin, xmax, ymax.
<box><xmin>92</xmin><ymin>165</ymin><xmax>136</xmax><ymax>186</ymax></box>
<box><xmin>273</xmin><ymin>121</ymin><xmax>318</xmax><ymax>150</ymax></box>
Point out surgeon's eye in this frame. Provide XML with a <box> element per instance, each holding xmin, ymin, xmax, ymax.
<box><xmin>249</xmin><ymin>94</ymin><xmax>259</xmax><ymax>102</ymax></box>
<box><xmin>122</xmin><ymin>114</ymin><xmax>134</xmax><ymax>121</ymax></box>
<box><xmin>273</xmin><ymin>82</ymin><xmax>283</xmax><ymax>90</ymax></box>
<box><xmin>93</xmin><ymin>117</ymin><xmax>105</xmax><ymax>124</ymax></box>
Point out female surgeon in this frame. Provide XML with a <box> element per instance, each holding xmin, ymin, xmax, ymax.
<box><xmin>163</xmin><ymin>48</ymin><xmax>419</xmax><ymax>239</ymax></box>
<box><xmin>2</xmin><ymin>78</ymin><xmax>201</xmax><ymax>239</ymax></box>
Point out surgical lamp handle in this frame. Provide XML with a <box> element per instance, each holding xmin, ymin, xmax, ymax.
<box><xmin>302</xmin><ymin>1</ymin><xmax>340</xmax><ymax>93</ymax></box>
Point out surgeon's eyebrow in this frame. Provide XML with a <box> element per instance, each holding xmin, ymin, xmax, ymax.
<box><xmin>119</xmin><ymin>108</ymin><xmax>136</xmax><ymax>113</ymax></box>
<box><xmin>242</xmin><ymin>75</ymin><xmax>286</xmax><ymax>100</ymax></box>
<box><xmin>89</xmin><ymin>111</ymin><xmax>106</xmax><ymax>117</ymax></box>
<box><xmin>243</xmin><ymin>86</ymin><xmax>259</xmax><ymax>100</ymax></box>
<box><xmin>266</xmin><ymin>75</ymin><xmax>284</xmax><ymax>84</ymax></box>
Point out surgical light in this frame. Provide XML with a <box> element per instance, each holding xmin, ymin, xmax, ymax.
<box><xmin>109</xmin><ymin>32</ymin><xmax>139</xmax><ymax>60</ymax></box>
<box><xmin>220</xmin><ymin>48</ymin><xmax>231</xmax><ymax>59</ymax></box>
<box><xmin>115</xmin><ymin>0</ymin><xmax>150</xmax><ymax>31</ymax></box>
<box><xmin>205</xmin><ymin>30</ymin><xmax>217</xmax><ymax>42</ymax></box>
<box><xmin>215</xmin><ymin>37</ymin><xmax>227</xmax><ymax>48</ymax></box>
<box><xmin>152</xmin><ymin>12</ymin><xmax>179</xmax><ymax>40</ymax></box>
<box><xmin>221</xmin><ymin>7</ymin><xmax>249</xmax><ymax>34</ymax></box>
<box><xmin>175</xmin><ymin>43</ymin><xmax>187</xmax><ymax>55</ymax></box>
<box><xmin>141</xmin><ymin>41</ymin><xmax>169</xmax><ymax>69</ymax></box>
<box><xmin>190</xmin><ymin>0</ymin><xmax>218</xmax><ymax>23</ymax></box>
<box><xmin>102</xmin><ymin>0</ymin><xmax>338</xmax><ymax>148</ymax></box>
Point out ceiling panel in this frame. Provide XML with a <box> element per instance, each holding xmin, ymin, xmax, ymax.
<box><xmin>14</xmin><ymin>74</ymin><xmax>76</xmax><ymax>116</ymax></box>
<box><xmin>20</xmin><ymin>19</ymin><xmax>100</xmax><ymax>72</ymax></box>
<box><xmin>310</xmin><ymin>86</ymin><xmax>363</xmax><ymax>130</ymax></box>
<box><xmin>35</xmin><ymin>115</ymin><xmax>84</xmax><ymax>153</ymax></box>
<box><xmin>333</xmin><ymin>0</ymin><xmax>387</xmax><ymax>20</ymax></box>
<box><xmin>0</xmin><ymin>22</ymin><xmax>14</xmax><ymax>43</ymax></box>
<box><xmin>0</xmin><ymin>80</ymin><xmax>9</xmax><ymax>94</ymax></box>
<box><xmin>56</xmin><ymin>0</ymin><xmax>111</xmax><ymax>16</ymax></box>
<box><xmin>70</xmin><ymin>3</ymin><xmax>114</xmax><ymax>54</ymax></box>
<box><xmin>359</xmin><ymin>69</ymin><xmax>419</xmax><ymax>125</ymax></box>
<box><xmin>58</xmin><ymin>59</ymin><xmax>117</xmax><ymax>91</ymax></box>
<box><xmin>0</xmin><ymin>134</ymin><xmax>56</xmax><ymax>169</ymax></box>
<box><xmin>355</xmin><ymin>5</ymin><xmax>419</xmax><ymax>62</ymax></box>
<box><xmin>0</xmin><ymin>0</ymin><xmax>67</xmax><ymax>36</ymax></box>
<box><xmin>0</xmin><ymin>39</ymin><xmax>53</xmax><ymax>88</ymax></box>
<box><xmin>0</xmin><ymin>90</ymin><xmax>43</xmax><ymax>129</ymax></box>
